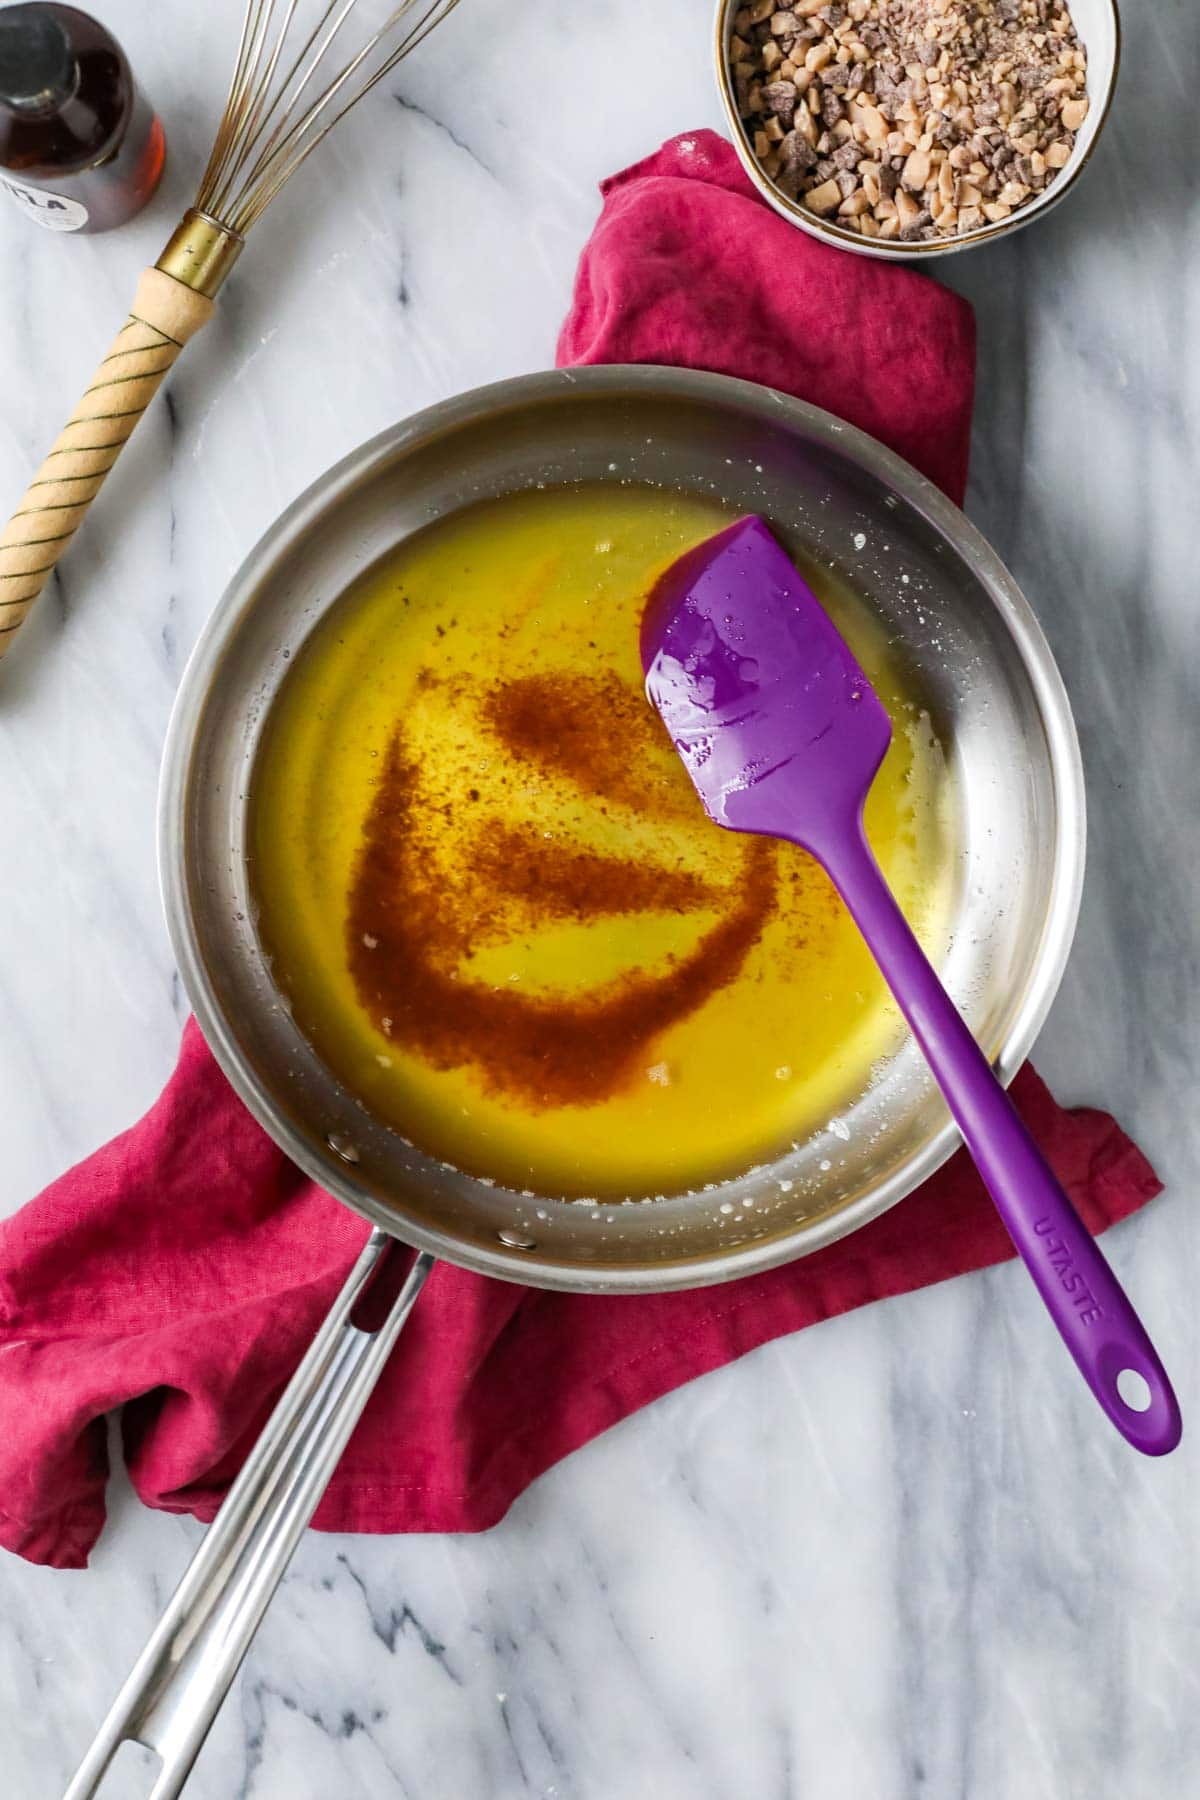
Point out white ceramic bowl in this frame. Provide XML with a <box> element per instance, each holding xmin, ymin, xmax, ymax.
<box><xmin>714</xmin><ymin>0</ymin><xmax>1118</xmax><ymax>258</ymax></box>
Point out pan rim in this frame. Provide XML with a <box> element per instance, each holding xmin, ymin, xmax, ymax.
<box><xmin>158</xmin><ymin>365</ymin><xmax>1086</xmax><ymax>1292</ymax></box>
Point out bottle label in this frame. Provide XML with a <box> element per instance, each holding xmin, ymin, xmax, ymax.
<box><xmin>0</xmin><ymin>175</ymin><xmax>89</xmax><ymax>231</ymax></box>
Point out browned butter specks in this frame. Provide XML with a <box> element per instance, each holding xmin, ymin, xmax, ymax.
<box><xmin>346</xmin><ymin>670</ymin><xmax>779</xmax><ymax>1110</ymax></box>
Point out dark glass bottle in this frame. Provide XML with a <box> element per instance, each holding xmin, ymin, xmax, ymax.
<box><xmin>0</xmin><ymin>3</ymin><xmax>164</xmax><ymax>233</ymax></box>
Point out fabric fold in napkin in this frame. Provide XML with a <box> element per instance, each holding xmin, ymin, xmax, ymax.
<box><xmin>0</xmin><ymin>131</ymin><xmax>1160</xmax><ymax>1570</ymax></box>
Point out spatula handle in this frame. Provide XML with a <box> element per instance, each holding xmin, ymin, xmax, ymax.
<box><xmin>827</xmin><ymin>817</ymin><xmax>1180</xmax><ymax>1456</ymax></box>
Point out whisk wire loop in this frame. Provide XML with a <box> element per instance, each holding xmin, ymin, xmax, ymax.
<box><xmin>195</xmin><ymin>0</ymin><xmax>462</xmax><ymax>236</ymax></box>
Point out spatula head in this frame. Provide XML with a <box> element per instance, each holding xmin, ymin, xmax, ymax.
<box><xmin>641</xmin><ymin>517</ymin><xmax>892</xmax><ymax>853</ymax></box>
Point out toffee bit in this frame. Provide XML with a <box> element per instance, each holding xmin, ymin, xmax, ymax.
<box><xmin>735</xmin><ymin>0</ymin><xmax>1088</xmax><ymax>240</ymax></box>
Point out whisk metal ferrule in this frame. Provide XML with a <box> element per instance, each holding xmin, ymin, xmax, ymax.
<box><xmin>157</xmin><ymin>209</ymin><xmax>246</xmax><ymax>299</ymax></box>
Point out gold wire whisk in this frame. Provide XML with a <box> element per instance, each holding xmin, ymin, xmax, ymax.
<box><xmin>0</xmin><ymin>0</ymin><xmax>462</xmax><ymax>664</ymax></box>
<box><xmin>198</xmin><ymin>0</ymin><xmax>462</xmax><ymax>234</ymax></box>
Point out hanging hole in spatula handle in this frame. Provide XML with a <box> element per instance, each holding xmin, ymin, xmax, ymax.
<box><xmin>827</xmin><ymin>821</ymin><xmax>1181</xmax><ymax>1458</ymax></box>
<box><xmin>1089</xmin><ymin>1326</ymin><xmax>1182</xmax><ymax>1458</ymax></box>
<box><xmin>958</xmin><ymin>1133</ymin><xmax>1182</xmax><ymax>1459</ymax></box>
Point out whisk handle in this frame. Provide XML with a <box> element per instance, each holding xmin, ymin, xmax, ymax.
<box><xmin>0</xmin><ymin>267</ymin><xmax>212</xmax><ymax>661</ymax></box>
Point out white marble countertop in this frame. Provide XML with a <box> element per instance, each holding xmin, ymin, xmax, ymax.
<box><xmin>1</xmin><ymin>0</ymin><xmax>1197</xmax><ymax>1794</ymax></box>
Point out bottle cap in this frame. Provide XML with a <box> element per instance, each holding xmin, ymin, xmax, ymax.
<box><xmin>0</xmin><ymin>6</ymin><xmax>75</xmax><ymax>113</ymax></box>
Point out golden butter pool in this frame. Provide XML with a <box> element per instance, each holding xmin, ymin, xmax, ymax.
<box><xmin>250</xmin><ymin>482</ymin><xmax>954</xmax><ymax>1198</ymax></box>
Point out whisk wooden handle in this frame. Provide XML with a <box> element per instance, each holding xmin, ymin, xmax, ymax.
<box><xmin>0</xmin><ymin>267</ymin><xmax>213</xmax><ymax>661</ymax></box>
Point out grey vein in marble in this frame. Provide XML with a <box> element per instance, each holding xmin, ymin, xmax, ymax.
<box><xmin>1</xmin><ymin>0</ymin><xmax>1198</xmax><ymax>1794</ymax></box>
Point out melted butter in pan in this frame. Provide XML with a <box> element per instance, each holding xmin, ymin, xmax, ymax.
<box><xmin>249</xmin><ymin>484</ymin><xmax>953</xmax><ymax>1198</ymax></box>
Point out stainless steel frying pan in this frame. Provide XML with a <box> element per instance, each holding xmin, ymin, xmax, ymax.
<box><xmin>65</xmin><ymin>367</ymin><xmax>1084</xmax><ymax>1798</ymax></box>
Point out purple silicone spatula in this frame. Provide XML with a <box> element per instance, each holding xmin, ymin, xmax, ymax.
<box><xmin>642</xmin><ymin>516</ymin><xmax>1180</xmax><ymax>1456</ymax></box>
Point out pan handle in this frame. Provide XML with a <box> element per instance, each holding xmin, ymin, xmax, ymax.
<box><xmin>63</xmin><ymin>1231</ymin><xmax>435</xmax><ymax>1800</ymax></box>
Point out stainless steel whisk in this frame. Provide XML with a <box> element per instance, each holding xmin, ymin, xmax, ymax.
<box><xmin>0</xmin><ymin>0</ymin><xmax>462</xmax><ymax>663</ymax></box>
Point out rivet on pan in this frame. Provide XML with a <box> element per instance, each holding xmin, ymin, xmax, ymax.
<box><xmin>327</xmin><ymin>1133</ymin><xmax>360</xmax><ymax>1164</ymax></box>
<box><xmin>497</xmin><ymin>1229</ymin><xmax>537</xmax><ymax>1251</ymax></box>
